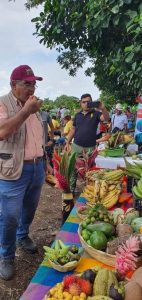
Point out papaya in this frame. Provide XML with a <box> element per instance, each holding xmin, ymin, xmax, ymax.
<box><xmin>86</xmin><ymin>222</ymin><xmax>115</xmax><ymax>237</ymax></box>
<box><xmin>90</xmin><ymin>231</ymin><xmax>107</xmax><ymax>250</ymax></box>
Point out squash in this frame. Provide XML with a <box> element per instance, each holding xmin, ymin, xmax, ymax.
<box><xmin>125</xmin><ymin>281</ymin><xmax>142</xmax><ymax>300</ymax></box>
<box><xmin>131</xmin><ymin>218</ymin><xmax>142</xmax><ymax>232</ymax></box>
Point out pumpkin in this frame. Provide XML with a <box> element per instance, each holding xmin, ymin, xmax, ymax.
<box><xmin>125</xmin><ymin>281</ymin><xmax>142</xmax><ymax>300</ymax></box>
<box><xmin>131</xmin><ymin>267</ymin><xmax>142</xmax><ymax>287</ymax></box>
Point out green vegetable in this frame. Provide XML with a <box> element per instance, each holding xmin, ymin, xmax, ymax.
<box><xmin>86</xmin><ymin>222</ymin><xmax>115</xmax><ymax>237</ymax></box>
<box><xmin>90</xmin><ymin>231</ymin><xmax>107</xmax><ymax>250</ymax></box>
<box><xmin>131</xmin><ymin>217</ymin><xmax>142</xmax><ymax>232</ymax></box>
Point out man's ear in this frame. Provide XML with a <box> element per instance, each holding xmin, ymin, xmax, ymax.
<box><xmin>10</xmin><ymin>80</ymin><xmax>16</xmax><ymax>88</ymax></box>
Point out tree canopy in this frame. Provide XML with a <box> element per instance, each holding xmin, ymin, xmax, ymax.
<box><xmin>41</xmin><ymin>94</ymin><xmax>80</xmax><ymax>112</ymax></box>
<box><xmin>11</xmin><ymin>0</ymin><xmax>142</xmax><ymax>101</ymax></box>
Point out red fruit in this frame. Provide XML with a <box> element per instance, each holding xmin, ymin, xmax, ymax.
<box><xmin>63</xmin><ymin>275</ymin><xmax>77</xmax><ymax>289</ymax></box>
<box><xmin>79</xmin><ymin>279</ymin><xmax>92</xmax><ymax>296</ymax></box>
<box><xmin>68</xmin><ymin>283</ymin><xmax>82</xmax><ymax>296</ymax></box>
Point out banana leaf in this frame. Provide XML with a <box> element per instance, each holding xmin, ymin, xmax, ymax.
<box><xmin>59</xmin><ymin>152</ymin><xmax>68</xmax><ymax>179</ymax></box>
<box><xmin>67</xmin><ymin>152</ymin><xmax>76</xmax><ymax>182</ymax></box>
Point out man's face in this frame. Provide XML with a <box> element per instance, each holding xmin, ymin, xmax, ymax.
<box><xmin>81</xmin><ymin>96</ymin><xmax>92</xmax><ymax>112</ymax></box>
<box><xmin>116</xmin><ymin>109</ymin><xmax>122</xmax><ymax>115</ymax></box>
<box><xmin>11</xmin><ymin>80</ymin><xmax>36</xmax><ymax>104</ymax></box>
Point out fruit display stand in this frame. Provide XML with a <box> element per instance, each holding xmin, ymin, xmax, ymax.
<box><xmin>20</xmin><ymin>196</ymin><xmax>133</xmax><ymax>300</ymax></box>
<box><xmin>95</xmin><ymin>155</ymin><xmax>142</xmax><ymax>170</ymax></box>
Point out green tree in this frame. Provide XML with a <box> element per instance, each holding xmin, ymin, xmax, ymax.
<box><xmin>41</xmin><ymin>97</ymin><xmax>55</xmax><ymax>110</ymax></box>
<box><xmin>54</xmin><ymin>95</ymin><xmax>79</xmax><ymax>110</ymax></box>
<box><xmin>11</xmin><ymin>0</ymin><xmax>142</xmax><ymax>100</ymax></box>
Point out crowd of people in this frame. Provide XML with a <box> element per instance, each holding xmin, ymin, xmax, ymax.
<box><xmin>0</xmin><ymin>64</ymin><xmax>137</xmax><ymax>281</ymax></box>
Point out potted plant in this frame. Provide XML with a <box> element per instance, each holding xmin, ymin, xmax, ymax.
<box><xmin>75</xmin><ymin>149</ymin><xmax>98</xmax><ymax>181</ymax></box>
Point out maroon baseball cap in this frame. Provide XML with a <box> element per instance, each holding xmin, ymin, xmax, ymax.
<box><xmin>10</xmin><ymin>65</ymin><xmax>43</xmax><ymax>81</ymax></box>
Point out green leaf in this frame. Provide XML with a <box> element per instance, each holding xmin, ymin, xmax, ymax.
<box><xmin>140</xmin><ymin>3</ymin><xmax>142</xmax><ymax>12</ymax></box>
<box><xmin>59</xmin><ymin>152</ymin><xmax>68</xmax><ymax>179</ymax></box>
<box><xmin>124</xmin><ymin>0</ymin><xmax>132</xmax><ymax>3</ymax></box>
<box><xmin>113</xmin><ymin>15</ymin><xmax>120</xmax><ymax>25</ymax></box>
<box><xmin>126</xmin><ymin>10</ymin><xmax>137</xmax><ymax>19</ymax></box>
<box><xmin>111</xmin><ymin>5</ymin><xmax>120</xmax><ymax>14</ymax></box>
<box><xmin>124</xmin><ymin>45</ymin><xmax>134</xmax><ymax>52</ymax></box>
<box><xmin>132</xmin><ymin>62</ymin><xmax>137</xmax><ymax>71</ymax></box>
<box><xmin>67</xmin><ymin>152</ymin><xmax>76</xmax><ymax>182</ymax></box>
<box><xmin>125</xmin><ymin>52</ymin><xmax>134</xmax><ymax>63</ymax></box>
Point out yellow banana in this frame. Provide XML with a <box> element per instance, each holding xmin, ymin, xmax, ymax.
<box><xmin>103</xmin><ymin>170</ymin><xmax>124</xmax><ymax>181</ymax></box>
<box><xmin>101</xmin><ymin>189</ymin><xmax>120</xmax><ymax>208</ymax></box>
<box><xmin>103</xmin><ymin>194</ymin><xmax>120</xmax><ymax>209</ymax></box>
<box><xmin>108</xmin><ymin>184</ymin><xmax>117</xmax><ymax>191</ymax></box>
<box><xmin>85</xmin><ymin>185</ymin><xmax>95</xmax><ymax>192</ymax></box>
<box><xmin>94</xmin><ymin>180</ymin><xmax>101</xmax><ymax>198</ymax></box>
<box><xmin>99</xmin><ymin>180</ymin><xmax>108</xmax><ymax>199</ymax></box>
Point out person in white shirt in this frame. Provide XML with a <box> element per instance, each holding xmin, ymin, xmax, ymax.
<box><xmin>110</xmin><ymin>103</ymin><xmax>128</xmax><ymax>133</ymax></box>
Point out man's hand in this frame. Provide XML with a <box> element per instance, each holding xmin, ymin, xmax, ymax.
<box><xmin>64</xmin><ymin>142</ymin><xmax>71</xmax><ymax>152</ymax></box>
<box><xmin>24</xmin><ymin>96</ymin><xmax>43</xmax><ymax>114</ymax></box>
<box><xmin>100</xmin><ymin>101</ymin><xmax>105</xmax><ymax>110</ymax></box>
<box><xmin>47</xmin><ymin>140</ymin><xmax>54</xmax><ymax>147</ymax></box>
<box><xmin>46</xmin><ymin>163</ymin><xmax>53</xmax><ymax>176</ymax></box>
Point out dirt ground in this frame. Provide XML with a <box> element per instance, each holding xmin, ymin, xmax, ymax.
<box><xmin>0</xmin><ymin>184</ymin><xmax>63</xmax><ymax>300</ymax></box>
<box><xmin>0</xmin><ymin>182</ymin><xmax>83</xmax><ymax>300</ymax></box>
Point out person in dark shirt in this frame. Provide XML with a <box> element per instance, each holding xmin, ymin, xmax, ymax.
<box><xmin>65</xmin><ymin>93</ymin><xmax>109</xmax><ymax>152</ymax></box>
<box><xmin>65</xmin><ymin>93</ymin><xmax>109</xmax><ymax>192</ymax></box>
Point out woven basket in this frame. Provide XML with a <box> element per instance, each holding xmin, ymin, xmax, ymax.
<box><xmin>78</xmin><ymin>224</ymin><xmax>116</xmax><ymax>267</ymax></box>
<box><xmin>77</xmin><ymin>206</ymin><xmax>89</xmax><ymax>220</ymax></box>
<box><xmin>78</xmin><ymin>225</ymin><xmax>142</xmax><ymax>268</ymax></box>
<box><xmin>48</xmin><ymin>258</ymin><xmax>81</xmax><ymax>272</ymax></box>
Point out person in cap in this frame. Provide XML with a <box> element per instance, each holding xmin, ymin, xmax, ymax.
<box><xmin>0</xmin><ymin>65</ymin><xmax>52</xmax><ymax>280</ymax></box>
<box><xmin>110</xmin><ymin>103</ymin><xmax>128</xmax><ymax>133</ymax></box>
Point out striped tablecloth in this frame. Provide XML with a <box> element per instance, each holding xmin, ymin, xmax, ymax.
<box><xmin>20</xmin><ymin>196</ymin><xmax>132</xmax><ymax>300</ymax></box>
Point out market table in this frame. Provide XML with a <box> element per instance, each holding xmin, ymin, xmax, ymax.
<box><xmin>20</xmin><ymin>195</ymin><xmax>133</xmax><ymax>300</ymax></box>
<box><xmin>20</xmin><ymin>197</ymin><xmax>115</xmax><ymax>300</ymax></box>
<box><xmin>95</xmin><ymin>155</ymin><xmax>142</xmax><ymax>169</ymax></box>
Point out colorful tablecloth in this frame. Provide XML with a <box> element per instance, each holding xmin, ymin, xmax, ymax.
<box><xmin>20</xmin><ymin>197</ymin><xmax>83</xmax><ymax>300</ymax></box>
<box><xmin>20</xmin><ymin>195</ymin><xmax>133</xmax><ymax>300</ymax></box>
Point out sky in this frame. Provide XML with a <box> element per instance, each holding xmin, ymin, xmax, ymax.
<box><xmin>0</xmin><ymin>1</ymin><xmax>100</xmax><ymax>101</ymax></box>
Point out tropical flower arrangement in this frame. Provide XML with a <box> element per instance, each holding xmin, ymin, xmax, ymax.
<box><xmin>52</xmin><ymin>150</ymin><xmax>76</xmax><ymax>193</ymax></box>
<box><xmin>75</xmin><ymin>149</ymin><xmax>98</xmax><ymax>180</ymax></box>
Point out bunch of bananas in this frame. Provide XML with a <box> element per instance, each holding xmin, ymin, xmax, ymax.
<box><xmin>103</xmin><ymin>169</ymin><xmax>124</xmax><ymax>181</ymax></box>
<box><xmin>82</xmin><ymin>170</ymin><xmax>123</xmax><ymax>209</ymax></box>
<box><xmin>133</xmin><ymin>178</ymin><xmax>142</xmax><ymax>199</ymax></box>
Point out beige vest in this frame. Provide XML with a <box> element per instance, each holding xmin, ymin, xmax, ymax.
<box><xmin>0</xmin><ymin>92</ymin><xmax>26</xmax><ymax>180</ymax></box>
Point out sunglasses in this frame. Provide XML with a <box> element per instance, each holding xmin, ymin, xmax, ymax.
<box><xmin>81</xmin><ymin>101</ymin><xmax>91</xmax><ymax>104</ymax></box>
<box><xmin>16</xmin><ymin>81</ymin><xmax>38</xmax><ymax>89</ymax></box>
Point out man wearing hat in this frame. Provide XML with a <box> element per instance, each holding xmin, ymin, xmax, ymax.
<box><xmin>0</xmin><ymin>65</ymin><xmax>52</xmax><ymax>280</ymax></box>
<box><xmin>110</xmin><ymin>103</ymin><xmax>128</xmax><ymax>133</ymax></box>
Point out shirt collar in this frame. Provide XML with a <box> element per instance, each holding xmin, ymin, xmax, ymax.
<box><xmin>10</xmin><ymin>91</ymin><xmax>22</xmax><ymax>108</ymax></box>
<box><xmin>81</xmin><ymin>109</ymin><xmax>94</xmax><ymax>115</ymax></box>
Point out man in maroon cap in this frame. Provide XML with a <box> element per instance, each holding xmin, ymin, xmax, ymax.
<box><xmin>0</xmin><ymin>65</ymin><xmax>52</xmax><ymax>280</ymax></box>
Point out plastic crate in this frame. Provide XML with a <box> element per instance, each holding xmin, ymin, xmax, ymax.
<box><xmin>132</xmin><ymin>178</ymin><xmax>142</xmax><ymax>216</ymax></box>
<box><xmin>127</xmin><ymin>176</ymin><xmax>133</xmax><ymax>193</ymax></box>
<box><xmin>133</xmin><ymin>194</ymin><xmax>142</xmax><ymax>216</ymax></box>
